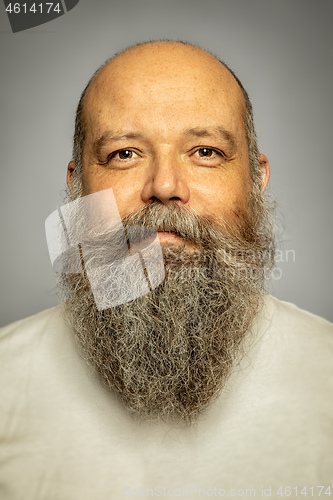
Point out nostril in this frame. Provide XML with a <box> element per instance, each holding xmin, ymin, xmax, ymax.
<box><xmin>150</xmin><ymin>195</ymin><xmax>181</xmax><ymax>204</ymax></box>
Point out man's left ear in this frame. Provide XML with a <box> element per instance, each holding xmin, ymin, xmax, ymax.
<box><xmin>258</xmin><ymin>154</ymin><xmax>270</xmax><ymax>192</ymax></box>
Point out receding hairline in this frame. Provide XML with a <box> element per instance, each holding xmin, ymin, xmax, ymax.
<box><xmin>79</xmin><ymin>40</ymin><xmax>248</xmax><ymax>127</ymax></box>
<box><xmin>87</xmin><ymin>40</ymin><xmax>238</xmax><ymax>89</ymax></box>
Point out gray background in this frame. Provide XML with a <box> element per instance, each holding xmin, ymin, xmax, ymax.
<box><xmin>1</xmin><ymin>0</ymin><xmax>332</xmax><ymax>327</ymax></box>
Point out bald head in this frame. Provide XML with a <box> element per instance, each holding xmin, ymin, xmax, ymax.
<box><xmin>71</xmin><ymin>41</ymin><xmax>260</xmax><ymax>192</ymax></box>
<box><xmin>85</xmin><ymin>41</ymin><xmax>244</xmax><ymax>112</ymax></box>
<box><xmin>87</xmin><ymin>41</ymin><xmax>243</xmax><ymax>100</ymax></box>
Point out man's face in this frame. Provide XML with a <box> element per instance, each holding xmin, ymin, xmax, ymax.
<box><xmin>69</xmin><ymin>43</ymin><xmax>258</xmax><ymax>243</ymax></box>
<box><xmin>63</xmin><ymin>43</ymin><xmax>273</xmax><ymax>424</ymax></box>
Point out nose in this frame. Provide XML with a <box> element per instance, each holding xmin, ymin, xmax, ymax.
<box><xmin>140</xmin><ymin>151</ymin><xmax>190</xmax><ymax>205</ymax></box>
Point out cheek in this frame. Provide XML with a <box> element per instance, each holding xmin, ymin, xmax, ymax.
<box><xmin>82</xmin><ymin>167</ymin><xmax>143</xmax><ymax>218</ymax></box>
<box><xmin>192</xmin><ymin>168</ymin><xmax>252</xmax><ymax>219</ymax></box>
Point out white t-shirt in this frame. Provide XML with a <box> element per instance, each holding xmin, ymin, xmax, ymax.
<box><xmin>1</xmin><ymin>296</ymin><xmax>332</xmax><ymax>500</ymax></box>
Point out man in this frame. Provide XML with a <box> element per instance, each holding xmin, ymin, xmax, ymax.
<box><xmin>1</xmin><ymin>41</ymin><xmax>332</xmax><ymax>499</ymax></box>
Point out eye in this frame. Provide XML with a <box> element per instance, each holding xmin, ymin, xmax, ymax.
<box><xmin>192</xmin><ymin>147</ymin><xmax>225</xmax><ymax>163</ymax></box>
<box><xmin>196</xmin><ymin>148</ymin><xmax>216</xmax><ymax>158</ymax></box>
<box><xmin>109</xmin><ymin>149</ymin><xmax>139</xmax><ymax>161</ymax></box>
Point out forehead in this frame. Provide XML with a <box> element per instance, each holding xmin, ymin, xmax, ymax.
<box><xmin>83</xmin><ymin>45</ymin><xmax>246</xmax><ymax>143</ymax></box>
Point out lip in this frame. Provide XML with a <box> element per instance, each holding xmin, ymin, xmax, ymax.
<box><xmin>156</xmin><ymin>230</ymin><xmax>183</xmax><ymax>242</ymax></box>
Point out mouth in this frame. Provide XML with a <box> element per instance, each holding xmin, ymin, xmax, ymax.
<box><xmin>156</xmin><ymin>227</ymin><xmax>184</xmax><ymax>243</ymax></box>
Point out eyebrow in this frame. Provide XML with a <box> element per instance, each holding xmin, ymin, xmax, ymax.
<box><xmin>183</xmin><ymin>126</ymin><xmax>237</xmax><ymax>154</ymax></box>
<box><xmin>93</xmin><ymin>131</ymin><xmax>145</xmax><ymax>159</ymax></box>
<box><xmin>93</xmin><ymin>125</ymin><xmax>238</xmax><ymax>159</ymax></box>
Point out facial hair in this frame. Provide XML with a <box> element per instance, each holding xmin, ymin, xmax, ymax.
<box><xmin>58</xmin><ymin>193</ymin><xmax>275</xmax><ymax>425</ymax></box>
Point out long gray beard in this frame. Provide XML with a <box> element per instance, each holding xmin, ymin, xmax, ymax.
<box><xmin>58</xmin><ymin>199</ymin><xmax>275</xmax><ymax>424</ymax></box>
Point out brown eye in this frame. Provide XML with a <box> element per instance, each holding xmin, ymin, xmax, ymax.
<box><xmin>107</xmin><ymin>149</ymin><xmax>139</xmax><ymax>162</ymax></box>
<box><xmin>197</xmin><ymin>148</ymin><xmax>214</xmax><ymax>157</ymax></box>
<box><xmin>118</xmin><ymin>150</ymin><xmax>133</xmax><ymax>159</ymax></box>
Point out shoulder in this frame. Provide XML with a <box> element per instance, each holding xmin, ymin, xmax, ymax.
<box><xmin>0</xmin><ymin>304</ymin><xmax>65</xmax><ymax>339</ymax></box>
<box><xmin>255</xmin><ymin>295</ymin><xmax>333</xmax><ymax>396</ymax></box>
<box><xmin>0</xmin><ymin>305</ymin><xmax>69</xmax><ymax>367</ymax></box>
<box><xmin>263</xmin><ymin>295</ymin><xmax>333</xmax><ymax>343</ymax></box>
<box><xmin>253</xmin><ymin>295</ymin><xmax>333</xmax><ymax>364</ymax></box>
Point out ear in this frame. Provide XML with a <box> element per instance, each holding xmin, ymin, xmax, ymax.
<box><xmin>67</xmin><ymin>160</ymin><xmax>76</xmax><ymax>191</ymax></box>
<box><xmin>258</xmin><ymin>154</ymin><xmax>270</xmax><ymax>192</ymax></box>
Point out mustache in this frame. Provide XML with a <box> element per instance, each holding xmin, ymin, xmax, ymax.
<box><xmin>71</xmin><ymin>200</ymin><xmax>259</xmax><ymax>267</ymax></box>
<box><xmin>60</xmin><ymin>202</ymin><xmax>225</xmax><ymax>274</ymax></box>
<box><xmin>121</xmin><ymin>201</ymin><xmax>238</xmax><ymax>247</ymax></box>
<box><xmin>56</xmin><ymin>198</ymin><xmax>268</xmax><ymax>277</ymax></box>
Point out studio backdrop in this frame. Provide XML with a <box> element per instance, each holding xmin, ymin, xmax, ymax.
<box><xmin>1</xmin><ymin>0</ymin><xmax>332</xmax><ymax>326</ymax></box>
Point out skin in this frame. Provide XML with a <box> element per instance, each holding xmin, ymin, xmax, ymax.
<box><xmin>67</xmin><ymin>42</ymin><xmax>269</xmax><ymax>245</ymax></box>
